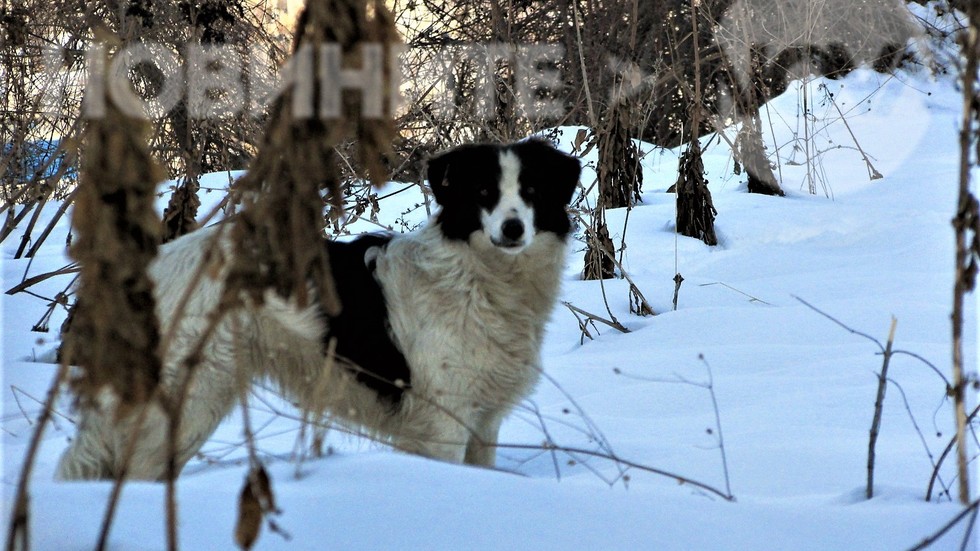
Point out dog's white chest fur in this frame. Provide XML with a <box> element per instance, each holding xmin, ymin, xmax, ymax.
<box><xmin>373</xmin><ymin>226</ymin><xmax>565</xmax><ymax>462</ymax></box>
<box><xmin>383</xmin><ymin>227</ymin><xmax>562</xmax><ymax>398</ymax></box>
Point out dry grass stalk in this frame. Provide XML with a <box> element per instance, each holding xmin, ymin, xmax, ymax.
<box><xmin>866</xmin><ymin>317</ymin><xmax>897</xmax><ymax>500</ymax></box>
<box><xmin>928</xmin><ymin>404</ymin><xmax>980</xmax><ymax>502</ymax></box>
<box><xmin>582</xmin><ymin>205</ymin><xmax>616</xmax><ymax>281</ymax></box>
<box><xmin>202</xmin><ymin>1</ymin><xmax>400</xmax><ymax>548</ymax></box>
<box><xmin>5</xmin><ymin>362</ymin><xmax>71</xmax><ymax>551</ymax></box>
<box><xmin>62</xmin><ymin>82</ymin><xmax>165</xmax><ymax>410</ymax></box>
<box><xmin>674</xmin><ymin>0</ymin><xmax>718</xmax><ymax>247</ymax></box>
<box><xmin>951</xmin><ymin>2</ymin><xmax>980</xmax><ymax>507</ymax></box>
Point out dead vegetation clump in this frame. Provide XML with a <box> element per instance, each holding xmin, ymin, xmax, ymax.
<box><xmin>62</xmin><ymin>87</ymin><xmax>165</xmax><ymax>410</ymax></box>
<box><xmin>735</xmin><ymin>120</ymin><xmax>783</xmax><ymax>196</ymax></box>
<box><xmin>161</xmin><ymin>175</ymin><xmax>202</xmax><ymax>242</ymax></box>
<box><xmin>226</xmin><ymin>0</ymin><xmax>399</xmax><ymax>315</ymax></box>
<box><xmin>674</xmin><ymin>139</ymin><xmax>718</xmax><ymax>246</ymax></box>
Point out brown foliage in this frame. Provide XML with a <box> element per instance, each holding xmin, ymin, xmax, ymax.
<box><xmin>583</xmin><ymin>211</ymin><xmax>616</xmax><ymax>281</ymax></box>
<box><xmin>227</xmin><ymin>0</ymin><xmax>400</xmax><ymax>315</ymax></box>
<box><xmin>161</xmin><ymin>175</ymin><xmax>202</xmax><ymax>242</ymax></box>
<box><xmin>62</xmin><ymin>93</ymin><xmax>164</xmax><ymax>409</ymax></box>
<box><xmin>597</xmin><ymin>100</ymin><xmax>643</xmax><ymax>209</ymax></box>
<box><xmin>585</xmin><ymin>98</ymin><xmax>643</xmax><ymax>281</ymax></box>
<box><xmin>674</xmin><ymin>139</ymin><xmax>717</xmax><ymax>246</ymax></box>
<box><xmin>234</xmin><ymin>466</ymin><xmax>276</xmax><ymax>550</ymax></box>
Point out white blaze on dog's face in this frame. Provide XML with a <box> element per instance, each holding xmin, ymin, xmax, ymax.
<box><xmin>426</xmin><ymin>139</ymin><xmax>582</xmax><ymax>254</ymax></box>
<box><xmin>480</xmin><ymin>150</ymin><xmax>536</xmax><ymax>254</ymax></box>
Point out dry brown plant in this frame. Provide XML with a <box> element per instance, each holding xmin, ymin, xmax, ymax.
<box><xmin>951</xmin><ymin>0</ymin><xmax>980</xmax><ymax>507</ymax></box>
<box><xmin>227</xmin><ymin>0</ymin><xmax>399</xmax><ymax>315</ymax></box>
<box><xmin>674</xmin><ymin>0</ymin><xmax>718</xmax><ymax>246</ymax></box>
<box><xmin>61</xmin><ymin>66</ymin><xmax>165</xmax><ymax>409</ymax></box>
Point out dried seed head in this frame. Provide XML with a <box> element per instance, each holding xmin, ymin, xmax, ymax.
<box><xmin>235</xmin><ymin>477</ymin><xmax>263</xmax><ymax>550</ymax></box>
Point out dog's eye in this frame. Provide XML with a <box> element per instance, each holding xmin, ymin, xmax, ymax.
<box><xmin>525</xmin><ymin>186</ymin><xmax>536</xmax><ymax>196</ymax></box>
<box><xmin>478</xmin><ymin>187</ymin><xmax>490</xmax><ymax>197</ymax></box>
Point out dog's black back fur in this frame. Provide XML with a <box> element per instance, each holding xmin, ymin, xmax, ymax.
<box><xmin>325</xmin><ymin>234</ymin><xmax>410</xmax><ymax>405</ymax></box>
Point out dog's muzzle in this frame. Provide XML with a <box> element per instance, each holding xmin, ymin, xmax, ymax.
<box><xmin>493</xmin><ymin>218</ymin><xmax>526</xmax><ymax>249</ymax></box>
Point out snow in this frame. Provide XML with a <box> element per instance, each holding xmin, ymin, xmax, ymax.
<box><xmin>2</xmin><ymin>67</ymin><xmax>977</xmax><ymax>550</ymax></box>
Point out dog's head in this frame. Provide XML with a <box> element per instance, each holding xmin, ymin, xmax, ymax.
<box><xmin>426</xmin><ymin>138</ymin><xmax>581</xmax><ymax>254</ymax></box>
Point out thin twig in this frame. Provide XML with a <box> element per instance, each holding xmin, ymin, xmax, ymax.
<box><xmin>95</xmin><ymin>400</ymin><xmax>156</xmax><ymax>551</ymax></box>
<box><xmin>5</xmin><ymin>362</ymin><xmax>70</xmax><ymax>551</ymax></box>
<box><xmin>570</xmin><ymin>1</ymin><xmax>597</xmax><ymax>128</ymax></box>
<box><xmin>573</xmin><ymin>210</ymin><xmax>655</xmax><ymax>318</ymax></box>
<box><xmin>958</xmin><ymin>502</ymin><xmax>978</xmax><ymax>551</ymax></box>
<box><xmin>928</xmin><ymin>404</ymin><xmax>980</xmax><ymax>502</ymax></box>
<box><xmin>536</xmin><ymin>369</ymin><xmax>623</xmax><ymax>477</ymax></box>
<box><xmin>165</xmin><ymin>303</ymin><xmax>230</xmax><ymax>551</ymax></box>
<box><xmin>699</xmin><ymin>354</ymin><xmax>733</xmax><ymax>498</ymax></box>
<box><xmin>905</xmin><ymin>497</ymin><xmax>980</xmax><ymax>551</ymax></box>
<box><xmin>517</xmin><ymin>401</ymin><xmax>564</xmax><ymax>482</ymax></box>
<box><xmin>495</xmin><ymin>442</ymin><xmax>735</xmax><ymax>502</ymax></box>
<box><xmin>891</xmin><ymin>350</ymin><xmax>952</xmax><ymax>389</ymax></box>
<box><xmin>4</xmin><ymin>263</ymin><xmax>80</xmax><ymax>296</ymax></box>
<box><xmin>887</xmin><ymin>378</ymin><xmax>950</xmax><ymax>501</ymax></box>
<box><xmin>793</xmin><ymin>295</ymin><xmax>885</xmax><ymax>353</ymax></box>
<box><xmin>614</xmin><ymin>358</ymin><xmax>734</xmax><ymax>498</ymax></box>
<box><xmin>14</xmin><ymin>195</ymin><xmax>49</xmax><ymax>259</ymax></box>
<box><xmin>698</xmin><ymin>282</ymin><xmax>772</xmax><ymax>306</ymax></box>
<box><xmin>563</xmin><ymin>303</ymin><xmax>596</xmax><ymax>344</ymax></box>
<box><xmin>822</xmin><ymin>83</ymin><xmax>883</xmax><ymax>180</ymax></box>
<box><xmin>562</xmin><ymin>301</ymin><xmax>630</xmax><ymax>334</ymax></box>
<box><xmin>867</xmin><ymin>317</ymin><xmax>898</xmax><ymax>499</ymax></box>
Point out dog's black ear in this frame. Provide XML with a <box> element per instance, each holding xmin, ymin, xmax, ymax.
<box><xmin>553</xmin><ymin>148</ymin><xmax>582</xmax><ymax>205</ymax></box>
<box><xmin>425</xmin><ymin>146</ymin><xmax>473</xmax><ymax>205</ymax></box>
<box><xmin>425</xmin><ymin>149</ymin><xmax>453</xmax><ymax>199</ymax></box>
<box><xmin>425</xmin><ymin>144</ymin><xmax>498</xmax><ymax>205</ymax></box>
<box><xmin>517</xmin><ymin>138</ymin><xmax>581</xmax><ymax>205</ymax></box>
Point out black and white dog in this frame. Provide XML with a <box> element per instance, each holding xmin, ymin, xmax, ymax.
<box><xmin>57</xmin><ymin>138</ymin><xmax>581</xmax><ymax>480</ymax></box>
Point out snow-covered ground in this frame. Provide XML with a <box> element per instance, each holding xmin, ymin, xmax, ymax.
<box><xmin>2</xmin><ymin>66</ymin><xmax>977</xmax><ymax>550</ymax></box>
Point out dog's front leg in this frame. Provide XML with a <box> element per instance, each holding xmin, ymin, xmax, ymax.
<box><xmin>395</xmin><ymin>408</ymin><xmax>471</xmax><ymax>464</ymax></box>
<box><xmin>463</xmin><ymin>410</ymin><xmax>505</xmax><ymax>467</ymax></box>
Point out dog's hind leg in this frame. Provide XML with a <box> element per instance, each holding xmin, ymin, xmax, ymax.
<box><xmin>56</xmin><ymin>390</ymin><xmax>172</xmax><ymax>480</ymax></box>
<box><xmin>57</xmin><ymin>331</ymin><xmax>247</xmax><ymax>481</ymax></box>
<box><xmin>57</xmin><ymin>371</ymin><xmax>241</xmax><ymax>481</ymax></box>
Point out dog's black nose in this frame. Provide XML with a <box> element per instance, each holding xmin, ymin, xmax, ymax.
<box><xmin>501</xmin><ymin>219</ymin><xmax>524</xmax><ymax>241</ymax></box>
